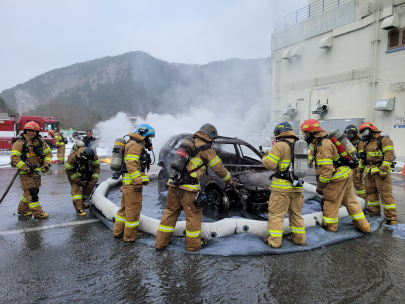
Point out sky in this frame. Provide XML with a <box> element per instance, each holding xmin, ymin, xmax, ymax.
<box><xmin>0</xmin><ymin>0</ymin><xmax>307</xmax><ymax>92</ymax></box>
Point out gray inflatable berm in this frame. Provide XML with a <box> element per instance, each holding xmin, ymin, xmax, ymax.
<box><xmin>91</xmin><ymin>176</ymin><xmax>366</xmax><ymax>240</ymax></box>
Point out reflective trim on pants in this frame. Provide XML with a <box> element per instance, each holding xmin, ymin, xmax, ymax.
<box><xmin>21</xmin><ymin>196</ymin><xmax>27</xmax><ymax>203</ymax></box>
<box><xmin>289</xmin><ymin>226</ymin><xmax>305</xmax><ymax>234</ymax></box>
<box><xmin>323</xmin><ymin>216</ymin><xmax>338</xmax><ymax>224</ymax></box>
<box><xmin>382</xmin><ymin>203</ymin><xmax>396</xmax><ymax>209</ymax></box>
<box><xmin>186</xmin><ymin>230</ymin><xmax>201</xmax><ymax>238</ymax></box>
<box><xmin>158</xmin><ymin>225</ymin><xmax>175</xmax><ymax>233</ymax></box>
<box><xmin>350</xmin><ymin>212</ymin><xmax>365</xmax><ymax>220</ymax></box>
<box><xmin>368</xmin><ymin>201</ymin><xmax>380</xmax><ymax>206</ymax></box>
<box><xmin>268</xmin><ymin>230</ymin><xmax>283</xmax><ymax>237</ymax></box>
<box><xmin>115</xmin><ymin>215</ymin><xmax>126</xmax><ymax>223</ymax></box>
<box><xmin>28</xmin><ymin>202</ymin><xmax>40</xmax><ymax>208</ymax></box>
<box><xmin>125</xmin><ymin>221</ymin><xmax>140</xmax><ymax>228</ymax></box>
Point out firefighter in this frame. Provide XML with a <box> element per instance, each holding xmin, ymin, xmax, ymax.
<box><xmin>112</xmin><ymin>124</ymin><xmax>154</xmax><ymax>242</ymax></box>
<box><xmin>262</xmin><ymin>122</ymin><xmax>306</xmax><ymax>248</ymax></box>
<box><xmin>10</xmin><ymin>121</ymin><xmax>52</xmax><ymax>219</ymax></box>
<box><xmin>155</xmin><ymin>124</ymin><xmax>234</xmax><ymax>252</ymax></box>
<box><xmin>301</xmin><ymin>119</ymin><xmax>371</xmax><ymax>233</ymax></box>
<box><xmin>49</xmin><ymin>129</ymin><xmax>65</xmax><ymax>164</ymax></box>
<box><xmin>357</xmin><ymin>123</ymin><xmax>397</xmax><ymax>225</ymax></box>
<box><xmin>65</xmin><ymin>147</ymin><xmax>100</xmax><ymax>216</ymax></box>
<box><xmin>70</xmin><ymin>140</ymin><xmax>85</xmax><ymax>155</ymax></box>
<box><xmin>344</xmin><ymin>125</ymin><xmax>366</xmax><ymax>200</ymax></box>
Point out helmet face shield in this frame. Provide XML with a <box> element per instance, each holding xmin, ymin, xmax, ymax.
<box><xmin>360</xmin><ymin>128</ymin><xmax>371</xmax><ymax>141</ymax></box>
<box><xmin>346</xmin><ymin>132</ymin><xmax>355</xmax><ymax>140</ymax></box>
<box><xmin>145</xmin><ymin>135</ymin><xmax>154</xmax><ymax>150</ymax></box>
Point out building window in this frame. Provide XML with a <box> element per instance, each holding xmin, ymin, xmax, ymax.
<box><xmin>387</xmin><ymin>27</ymin><xmax>405</xmax><ymax>51</ymax></box>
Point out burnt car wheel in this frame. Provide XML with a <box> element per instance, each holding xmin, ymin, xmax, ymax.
<box><xmin>205</xmin><ymin>183</ymin><xmax>229</xmax><ymax>212</ymax></box>
<box><xmin>158</xmin><ymin>168</ymin><xmax>169</xmax><ymax>193</ymax></box>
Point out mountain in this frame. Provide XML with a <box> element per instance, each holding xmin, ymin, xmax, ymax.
<box><xmin>0</xmin><ymin>51</ymin><xmax>272</xmax><ymax>129</ymax></box>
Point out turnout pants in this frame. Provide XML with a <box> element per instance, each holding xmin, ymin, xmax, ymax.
<box><xmin>365</xmin><ymin>173</ymin><xmax>397</xmax><ymax>221</ymax></box>
<box><xmin>57</xmin><ymin>145</ymin><xmax>65</xmax><ymax>164</ymax></box>
<box><xmin>18</xmin><ymin>175</ymin><xmax>44</xmax><ymax>217</ymax></box>
<box><xmin>352</xmin><ymin>167</ymin><xmax>366</xmax><ymax>200</ymax></box>
<box><xmin>322</xmin><ymin>175</ymin><xmax>371</xmax><ymax>233</ymax></box>
<box><xmin>113</xmin><ymin>184</ymin><xmax>143</xmax><ymax>242</ymax></box>
<box><xmin>155</xmin><ymin>187</ymin><xmax>200</xmax><ymax>252</ymax></box>
<box><xmin>267</xmin><ymin>191</ymin><xmax>306</xmax><ymax>248</ymax></box>
<box><xmin>71</xmin><ymin>182</ymin><xmax>95</xmax><ymax>211</ymax></box>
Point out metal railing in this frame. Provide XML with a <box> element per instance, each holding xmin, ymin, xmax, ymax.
<box><xmin>274</xmin><ymin>0</ymin><xmax>351</xmax><ymax>33</ymax></box>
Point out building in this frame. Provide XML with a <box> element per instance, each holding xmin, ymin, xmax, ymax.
<box><xmin>270</xmin><ymin>0</ymin><xmax>405</xmax><ymax>158</ymax></box>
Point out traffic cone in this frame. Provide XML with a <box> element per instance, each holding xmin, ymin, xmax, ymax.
<box><xmin>401</xmin><ymin>165</ymin><xmax>405</xmax><ymax>175</ymax></box>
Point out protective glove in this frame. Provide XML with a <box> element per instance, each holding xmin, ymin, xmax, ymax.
<box><xmin>42</xmin><ymin>164</ymin><xmax>50</xmax><ymax>173</ymax></box>
<box><xmin>76</xmin><ymin>180</ymin><xmax>86</xmax><ymax>187</ymax></box>
<box><xmin>308</xmin><ymin>161</ymin><xmax>313</xmax><ymax>169</ymax></box>
<box><xmin>379</xmin><ymin>170</ymin><xmax>388</xmax><ymax>179</ymax></box>
<box><xmin>142</xmin><ymin>180</ymin><xmax>149</xmax><ymax>186</ymax></box>
<box><xmin>316</xmin><ymin>181</ymin><xmax>327</xmax><ymax>196</ymax></box>
<box><xmin>357</xmin><ymin>172</ymin><xmax>363</xmax><ymax>181</ymax></box>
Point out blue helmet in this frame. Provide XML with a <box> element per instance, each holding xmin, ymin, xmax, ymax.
<box><xmin>199</xmin><ymin>123</ymin><xmax>218</xmax><ymax>140</ymax></box>
<box><xmin>135</xmin><ymin>124</ymin><xmax>155</xmax><ymax>137</ymax></box>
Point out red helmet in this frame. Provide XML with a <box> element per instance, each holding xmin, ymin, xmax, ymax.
<box><xmin>359</xmin><ymin>122</ymin><xmax>378</xmax><ymax>132</ymax></box>
<box><xmin>24</xmin><ymin>121</ymin><xmax>40</xmax><ymax>131</ymax></box>
<box><xmin>301</xmin><ymin>119</ymin><xmax>322</xmax><ymax>133</ymax></box>
<box><xmin>48</xmin><ymin>130</ymin><xmax>54</xmax><ymax>135</ymax></box>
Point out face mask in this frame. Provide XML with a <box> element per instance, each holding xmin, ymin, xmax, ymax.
<box><xmin>303</xmin><ymin>132</ymin><xmax>312</xmax><ymax>144</ymax></box>
<box><xmin>361</xmin><ymin>129</ymin><xmax>371</xmax><ymax>141</ymax></box>
<box><xmin>346</xmin><ymin>132</ymin><xmax>355</xmax><ymax>140</ymax></box>
<box><xmin>145</xmin><ymin>136</ymin><xmax>154</xmax><ymax>150</ymax></box>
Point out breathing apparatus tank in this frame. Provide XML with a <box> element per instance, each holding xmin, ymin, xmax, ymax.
<box><xmin>330</xmin><ymin>129</ymin><xmax>358</xmax><ymax>161</ymax></box>
<box><xmin>110</xmin><ymin>138</ymin><xmax>127</xmax><ymax>172</ymax></box>
<box><xmin>170</xmin><ymin>136</ymin><xmax>195</xmax><ymax>181</ymax></box>
<box><xmin>292</xmin><ymin>140</ymin><xmax>308</xmax><ymax>180</ymax></box>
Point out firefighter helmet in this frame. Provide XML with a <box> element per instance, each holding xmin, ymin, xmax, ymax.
<box><xmin>359</xmin><ymin>122</ymin><xmax>378</xmax><ymax>132</ymax></box>
<box><xmin>199</xmin><ymin>123</ymin><xmax>218</xmax><ymax>140</ymax></box>
<box><xmin>24</xmin><ymin>121</ymin><xmax>40</xmax><ymax>131</ymax></box>
<box><xmin>344</xmin><ymin>125</ymin><xmax>358</xmax><ymax>134</ymax></box>
<box><xmin>48</xmin><ymin>130</ymin><xmax>54</xmax><ymax>135</ymax></box>
<box><xmin>300</xmin><ymin>119</ymin><xmax>322</xmax><ymax>133</ymax></box>
<box><xmin>135</xmin><ymin>124</ymin><xmax>155</xmax><ymax>137</ymax></box>
<box><xmin>80</xmin><ymin>147</ymin><xmax>95</xmax><ymax>160</ymax></box>
<box><xmin>274</xmin><ymin>122</ymin><xmax>293</xmax><ymax>136</ymax></box>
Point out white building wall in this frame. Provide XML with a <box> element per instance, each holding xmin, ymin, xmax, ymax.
<box><xmin>271</xmin><ymin>2</ymin><xmax>405</xmax><ymax>158</ymax></box>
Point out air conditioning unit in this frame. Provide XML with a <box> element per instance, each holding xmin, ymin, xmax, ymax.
<box><xmin>283</xmin><ymin>107</ymin><xmax>297</xmax><ymax>118</ymax></box>
<box><xmin>381</xmin><ymin>15</ymin><xmax>399</xmax><ymax>30</ymax></box>
<box><xmin>311</xmin><ymin>104</ymin><xmax>329</xmax><ymax>115</ymax></box>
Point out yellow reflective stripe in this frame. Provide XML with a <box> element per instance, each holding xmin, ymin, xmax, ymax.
<box><xmin>123</xmin><ymin>173</ymin><xmax>132</xmax><ymax>185</ymax></box>
<box><xmin>308</xmin><ymin>156</ymin><xmax>313</xmax><ymax>160</ymax></box>
<box><xmin>380</xmin><ymin>171</ymin><xmax>388</xmax><ymax>175</ymax></box>
<box><xmin>265</xmin><ymin>153</ymin><xmax>280</xmax><ymax>165</ymax></box>
<box><xmin>270</xmin><ymin>179</ymin><xmax>302</xmax><ymax>189</ymax></box>
<box><xmin>65</xmin><ymin>163</ymin><xmax>75</xmax><ymax>169</ymax></box>
<box><xmin>158</xmin><ymin>225</ymin><xmax>175</xmax><ymax>233</ymax></box>
<box><xmin>44</xmin><ymin>157</ymin><xmax>52</xmax><ymax>162</ymax></box>
<box><xmin>317</xmin><ymin>159</ymin><xmax>333</xmax><ymax>165</ymax></box>
<box><xmin>359</xmin><ymin>162</ymin><xmax>365</xmax><ymax>169</ymax></box>
<box><xmin>72</xmin><ymin>195</ymin><xmax>82</xmax><ymax>200</ymax></box>
<box><xmin>208</xmin><ymin>156</ymin><xmax>220</xmax><ymax>167</ymax></box>
<box><xmin>221</xmin><ymin>171</ymin><xmax>231</xmax><ymax>181</ymax></box>
<box><xmin>290</xmin><ymin>226</ymin><xmax>305</xmax><ymax>234</ymax></box>
<box><xmin>43</xmin><ymin>148</ymin><xmax>51</xmax><ymax>154</ymax></box>
<box><xmin>382</xmin><ymin>203</ymin><xmax>396</xmax><ymax>209</ymax></box>
<box><xmin>365</xmin><ymin>167</ymin><xmax>380</xmax><ymax>173</ymax></box>
<box><xmin>115</xmin><ymin>215</ymin><xmax>126</xmax><ymax>223</ymax></box>
<box><xmin>332</xmin><ymin>155</ymin><xmax>340</xmax><ymax>162</ymax></box>
<box><xmin>92</xmin><ymin>173</ymin><xmax>99</xmax><ymax>178</ymax></box>
<box><xmin>16</xmin><ymin>161</ymin><xmax>25</xmax><ymax>169</ymax></box>
<box><xmin>358</xmin><ymin>149</ymin><xmax>363</xmax><ymax>153</ymax></box>
<box><xmin>323</xmin><ymin>216</ymin><xmax>338</xmax><ymax>223</ymax></box>
<box><xmin>190</xmin><ymin>158</ymin><xmax>203</xmax><ymax>166</ymax></box>
<box><xmin>70</xmin><ymin>172</ymin><xmax>82</xmax><ymax>180</ymax></box>
<box><xmin>83</xmin><ymin>195</ymin><xmax>89</xmax><ymax>199</ymax></box>
<box><xmin>350</xmin><ymin>212</ymin><xmax>365</xmax><ymax>220</ymax></box>
<box><xmin>268</xmin><ymin>230</ymin><xmax>283</xmax><ymax>237</ymax></box>
<box><xmin>92</xmin><ymin>160</ymin><xmax>100</xmax><ymax>165</ymax></box>
<box><xmin>331</xmin><ymin>166</ymin><xmax>351</xmax><ymax>180</ymax></box>
<box><xmin>367</xmin><ymin>151</ymin><xmax>383</xmax><ymax>157</ymax></box>
<box><xmin>28</xmin><ymin>202</ymin><xmax>40</xmax><ymax>208</ymax></box>
<box><xmin>356</xmin><ymin>189</ymin><xmax>366</xmax><ymax>195</ymax></box>
<box><xmin>182</xmin><ymin>184</ymin><xmax>201</xmax><ymax>191</ymax></box>
<box><xmin>59</xmin><ymin>142</ymin><xmax>65</xmax><ymax>146</ymax></box>
<box><xmin>11</xmin><ymin>150</ymin><xmax>22</xmax><ymax>156</ymax></box>
<box><xmin>186</xmin><ymin>230</ymin><xmax>201</xmax><ymax>238</ymax></box>
<box><xmin>125</xmin><ymin>221</ymin><xmax>140</xmax><ymax>228</ymax></box>
<box><xmin>21</xmin><ymin>196</ymin><xmax>27</xmax><ymax>202</ymax></box>
<box><xmin>302</xmin><ymin>125</ymin><xmax>309</xmax><ymax>129</ymax></box>
<box><xmin>279</xmin><ymin>160</ymin><xmax>291</xmax><ymax>170</ymax></box>
<box><xmin>19</xmin><ymin>171</ymin><xmax>28</xmax><ymax>175</ymax></box>
<box><xmin>141</xmin><ymin>175</ymin><xmax>149</xmax><ymax>182</ymax></box>
<box><xmin>114</xmin><ymin>142</ymin><xmax>125</xmax><ymax>146</ymax></box>
<box><xmin>319</xmin><ymin>176</ymin><xmax>330</xmax><ymax>183</ymax></box>
<box><xmin>57</xmin><ymin>157</ymin><xmax>64</xmax><ymax>160</ymax></box>
<box><xmin>129</xmin><ymin>171</ymin><xmax>141</xmax><ymax>179</ymax></box>
<box><xmin>368</xmin><ymin>201</ymin><xmax>380</xmax><ymax>206</ymax></box>
<box><xmin>382</xmin><ymin>161</ymin><xmax>392</xmax><ymax>167</ymax></box>
<box><xmin>382</xmin><ymin>146</ymin><xmax>394</xmax><ymax>153</ymax></box>
<box><xmin>310</xmin><ymin>146</ymin><xmax>314</xmax><ymax>152</ymax></box>
<box><xmin>125</xmin><ymin>154</ymin><xmax>140</xmax><ymax>162</ymax></box>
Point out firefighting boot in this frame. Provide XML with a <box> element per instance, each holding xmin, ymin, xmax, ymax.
<box><xmin>18</xmin><ymin>211</ymin><xmax>33</xmax><ymax>216</ymax></box>
<box><xmin>37</xmin><ymin>212</ymin><xmax>49</xmax><ymax>219</ymax></box>
<box><xmin>82</xmin><ymin>203</ymin><xmax>90</xmax><ymax>209</ymax></box>
<box><xmin>77</xmin><ymin>209</ymin><xmax>87</xmax><ymax>216</ymax></box>
<box><xmin>200</xmin><ymin>240</ymin><xmax>208</xmax><ymax>249</ymax></box>
<box><xmin>386</xmin><ymin>220</ymin><xmax>398</xmax><ymax>225</ymax></box>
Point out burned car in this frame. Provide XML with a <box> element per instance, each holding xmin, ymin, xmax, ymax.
<box><xmin>158</xmin><ymin>134</ymin><xmax>273</xmax><ymax>220</ymax></box>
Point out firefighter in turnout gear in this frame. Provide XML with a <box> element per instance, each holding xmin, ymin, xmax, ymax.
<box><xmin>357</xmin><ymin>123</ymin><xmax>397</xmax><ymax>225</ymax></box>
<box><xmin>155</xmin><ymin>124</ymin><xmax>234</xmax><ymax>252</ymax></box>
<box><xmin>112</xmin><ymin>124</ymin><xmax>153</xmax><ymax>242</ymax></box>
<box><xmin>301</xmin><ymin>119</ymin><xmax>371</xmax><ymax>233</ymax></box>
<box><xmin>10</xmin><ymin>121</ymin><xmax>52</xmax><ymax>219</ymax></box>
<box><xmin>344</xmin><ymin>125</ymin><xmax>366</xmax><ymax>201</ymax></box>
<box><xmin>65</xmin><ymin>147</ymin><xmax>100</xmax><ymax>216</ymax></box>
<box><xmin>262</xmin><ymin>122</ymin><xmax>306</xmax><ymax>248</ymax></box>
<box><xmin>49</xmin><ymin>130</ymin><xmax>65</xmax><ymax>164</ymax></box>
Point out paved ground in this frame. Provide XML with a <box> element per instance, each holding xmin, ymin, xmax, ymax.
<box><xmin>0</xmin><ymin>160</ymin><xmax>405</xmax><ymax>303</ymax></box>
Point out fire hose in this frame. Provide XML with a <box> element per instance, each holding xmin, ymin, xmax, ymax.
<box><xmin>0</xmin><ymin>169</ymin><xmax>20</xmax><ymax>204</ymax></box>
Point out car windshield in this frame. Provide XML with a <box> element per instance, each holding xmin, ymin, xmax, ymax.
<box><xmin>44</xmin><ymin>122</ymin><xmax>58</xmax><ymax>132</ymax></box>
